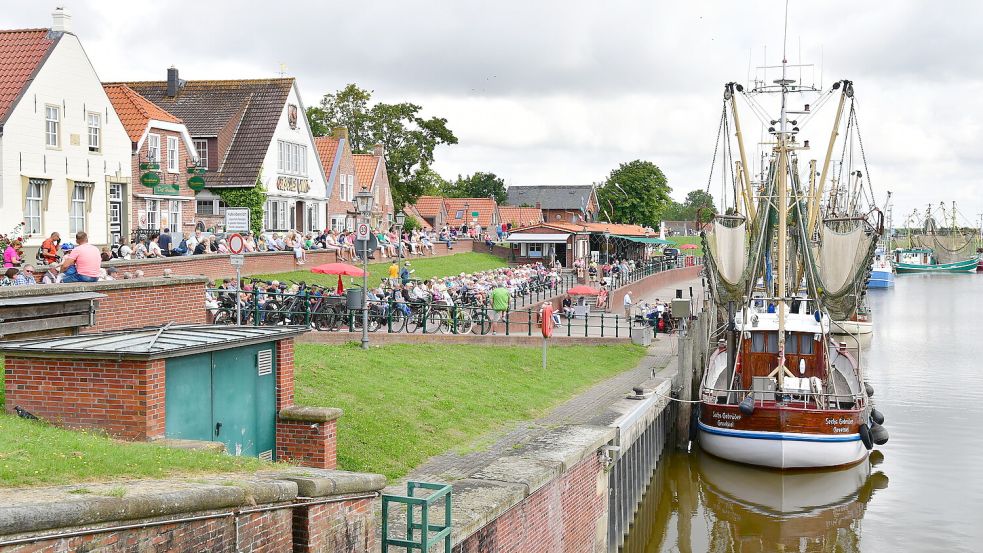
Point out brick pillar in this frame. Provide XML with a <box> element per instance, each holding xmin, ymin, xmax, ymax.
<box><xmin>276</xmin><ymin>338</ymin><xmax>295</xmax><ymax>411</ymax></box>
<box><xmin>277</xmin><ymin>406</ymin><xmax>342</xmax><ymax>469</ymax></box>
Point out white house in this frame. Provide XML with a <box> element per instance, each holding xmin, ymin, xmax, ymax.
<box><xmin>125</xmin><ymin>72</ymin><xmax>329</xmax><ymax>235</ymax></box>
<box><xmin>0</xmin><ymin>9</ymin><xmax>131</xmax><ymax>248</ymax></box>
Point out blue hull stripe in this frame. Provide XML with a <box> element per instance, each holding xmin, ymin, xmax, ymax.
<box><xmin>698</xmin><ymin>421</ymin><xmax>861</xmax><ymax>442</ymax></box>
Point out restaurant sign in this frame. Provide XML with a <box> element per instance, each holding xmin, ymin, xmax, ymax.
<box><xmin>276</xmin><ymin>176</ymin><xmax>310</xmax><ymax>193</ymax></box>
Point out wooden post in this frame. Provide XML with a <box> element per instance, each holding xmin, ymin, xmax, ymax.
<box><xmin>676</xmin><ymin>329</ymin><xmax>693</xmax><ymax>450</ymax></box>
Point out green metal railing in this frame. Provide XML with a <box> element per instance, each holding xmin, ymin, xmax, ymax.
<box><xmin>382</xmin><ymin>481</ymin><xmax>452</xmax><ymax>552</ymax></box>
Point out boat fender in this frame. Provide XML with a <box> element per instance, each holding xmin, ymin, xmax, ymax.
<box><xmin>870</xmin><ymin>408</ymin><xmax>885</xmax><ymax>426</ymax></box>
<box><xmin>859</xmin><ymin>423</ymin><xmax>873</xmax><ymax>450</ymax></box>
<box><xmin>871</xmin><ymin>423</ymin><xmax>889</xmax><ymax>446</ymax></box>
<box><xmin>864</xmin><ymin>382</ymin><xmax>875</xmax><ymax>397</ymax></box>
<box><xmin>739</xmin><ymin>395</ymin><xmax>755</xmax><ymax>416</ymax></box>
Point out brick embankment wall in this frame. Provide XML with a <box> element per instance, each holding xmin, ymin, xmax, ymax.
<box><xmin>455</xmin><ymin>454</ymin><xmax>608</xmax><ymax>553</ymax></box>
<box><xmin>297</xmin><ymin>333</ymin><xmax>629</xmax><ymax>346</ymax></box>
<box><xmin>3</xmin><ymin>357</ymin><xmax>165</xmax><ymax>440</ymax></box>
<box><xmin>607</xmin><ymin>265</ymin><xmax>703</xmax><ymax>312</ymax></box>
<box><xmin>102</xmin><ymin>239</ymin><xmax>480</xmax><ymax>280</ymax></box>
<box><xmin>85</xmin><ymin>278</ymin><xmax>207</xmax><ymax>332</ymax></box>
<box><xmin>293</xmin><ymin>496</ymin><xmax>376</xmax><ymax>553</ymax></box>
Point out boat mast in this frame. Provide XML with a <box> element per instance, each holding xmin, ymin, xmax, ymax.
<box><xmin>775</xmin><ymin>13</ymin><xmax>791</xmax><ymax>386</ymax></box>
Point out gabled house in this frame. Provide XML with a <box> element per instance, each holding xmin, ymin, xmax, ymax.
<box><xmin>413</xmin><ymin>195</ymin><xmax>448</xmax><ymax>230</ymax></box>
<box><xmin>505</xmin><ymin>184</ymin><xmax>599</xmax><ymax>224</ymax></box>
<box><xmin>121</xmin><ymin>69</ymin><xmax>329</xmax><ymax>234</ymax></box>
<box><xmin>0</xmin><ymin>10</ymin><xmax>131</xmax><ymax>248</ymax></box>
<box><xmin>314</xmin><ymin>127</ymin><xmax>356</xmax><ymax>232</ymax></box>
<box><xmin>104</xmin><ymin>84</ymin><xmax>198</xmax><ymax>240</ymax></box>
<box><xmin>402</xmin><ymin>204</ymin><xmax>431</xmax><ymax>230</ymax></box>
<box><xmin>352</xmin><ymin>145</ymin><xmax>394</xmax><ymax>228</ymax></box>
<box><xmin>444</xmin><ymin>197</ymin><xmax>499</xmax><ymax>230</ymax></box>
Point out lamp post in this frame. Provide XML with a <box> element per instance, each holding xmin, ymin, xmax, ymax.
<box><xmin>603</xmin><ymin>230</ymin><xmax>611</xmax><ymax>264</ymax></box>
<box><xmin>395</xmin><ymin>211</ymin><xmax>405</xmax><ymax>261</ymax></box>
<box><xmin>354</xmin><ymin>189</ymin><xmax>374</xmax><ymax>350</ymax></box>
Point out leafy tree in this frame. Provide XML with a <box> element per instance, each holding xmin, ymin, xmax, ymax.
<box><xmin>401</xmin><ymin>212</ymin><xmax>421</xmax><ymax>233</ymax></box>
<box><xmin>659</xmin><ymin>200</ymin><xmax>689</xmax><ymax>221</ymax></box>
<box><xmin>684</xmin><ymin>189</ymin><xmax>717</xmax><ymax>222</ymax></box>
<box><xmin>596</xmin><ymin>160</ymin><xmax>672</xmax><ymax>228</ymax></box>
<box><xmin>411</xmin><ymin>166</ymin><xmax>452</xmax><ymax>197</ymax></box>
<box><xmin>306</xmin><ymin>84</ymin><xmax>458</xmax><ymax>209</ymax></box>
<box><xmin>447</xmin><ymin>172</ymin><xmax>507</xmax><ymax>204</ymax></box>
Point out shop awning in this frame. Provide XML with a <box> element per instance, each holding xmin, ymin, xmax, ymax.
<box><xmin>612</xmin><ymin>235</ymin><xmax>672</xmax><ymax>245</ymax></box>
<box><xmin>506</xmin><ymin>233</ymin><xmax>571</xmax><ymax>243</ymax></box>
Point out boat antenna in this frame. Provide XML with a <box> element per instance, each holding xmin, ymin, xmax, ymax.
<box><xmin>782</xmin><ymin>0</ymin><xmax>790</xmax><ymax>64</ymax></box>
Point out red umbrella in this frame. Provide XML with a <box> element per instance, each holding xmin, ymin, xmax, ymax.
<box><xmin>680</xmin><ymin>243</ymin><xmax>699</xmax><ymax>250</ymax></box>
<box><xmin>311</xmin><ymin>263</ymin><xmax>366</xmax><ymax>294</ymax></box>
<box><xmin>567</xmin><ymin>285</ymin><xmax>601</xmax><ymax>296</ymax></box>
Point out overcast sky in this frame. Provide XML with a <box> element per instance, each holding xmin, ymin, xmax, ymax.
<box><xmin>8</xmin><ymin>1</ymin><xmax>983</xmax><ymax>224</ymax></box>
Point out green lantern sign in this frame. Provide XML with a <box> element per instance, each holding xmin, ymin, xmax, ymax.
<box><xmin>140</xmin><ymin>171</ymin><xmax>161</xmax><ymax>188</ymax></box>
<box><xmin>187</xmin><ymin>175</ymin><xmax>206</xmax><ymax>192</ymax></box>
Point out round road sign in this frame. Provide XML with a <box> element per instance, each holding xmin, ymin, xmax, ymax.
<box><xmin>228</xmin><ymin>233</ymin><xmax>245</xmax><ymax>254</ymax></box>
<box><xmin>356</xmin><ymin>223</ymin><xmax>370</xmax><ymax>241</ymax></box>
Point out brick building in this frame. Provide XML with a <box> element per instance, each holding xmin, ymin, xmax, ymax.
<box><xmin>353</xmin><ymin>145</ymin><xmax>395</xmax><ymax>228</ymax></box>
<box><xmin>499</xmin><ymin>205</ymin><xmax>544</xmax><ymax>229</ymax></box>
<box><xmin>413</xmin><ymin>195</ymin><xmax>448</xmax><ymax>230</ymax></box>
<box><xmin>444</xmin><ymin>197</ymin><xmax>499</xmax><ymax>231</ymax></box>
<box><xmin>505</xmin><ymin>184</ymin><xmax>599</xmax><ymax>224</ymax></box>
<box><xmin>104</xmin><ymin>84</ymin><xmax>199</xmax><ymax>243</ymax></box>
<box><xmin>314</xmin><ymin>127</ymin><xmax>357</xmax><ymax>232</ymax></box>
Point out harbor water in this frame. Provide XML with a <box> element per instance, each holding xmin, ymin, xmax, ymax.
<box><xmin>622</xmin><ymin>273</ymin><xmax>983</xmax><ymax>552</ymax></box>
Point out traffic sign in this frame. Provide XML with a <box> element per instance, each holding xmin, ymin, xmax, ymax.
<box><xmin>356</xmin><ymin>223</ymin><xmax>370</xmax><ymax>241</ymax></box>
<box><xmin>230</xmin><ymin>254</ymin><xmax>245</xmax><ymax>267</ymax></box>
<box><xmin>228</xmin><ymin>233</ymin><xmax>245</xmax><ymax>254</ymax></box>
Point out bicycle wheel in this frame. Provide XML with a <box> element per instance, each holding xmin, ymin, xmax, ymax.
<box><xmin>452</xmin><ymin>309</ymin><xmax>474</xmax><ymax>335</ymax></box>
<box><xmin>425</xmin><ymin>310</ymin><xmax>446</xmax><ymax>334</ymax></box>
<box><xmin>213</xmin><ymin>309</ymin><xmax>233</xmax><ymax>325</ymax></box>
<box><xmin>388</xmin><ymin>309</ymin><xmax>408</xmax><ymax>333</ymax></box>
<box><xmin>405</xmin><ymin>313</ymin><xmax>422</xmax><ymax>333</ymax></box>
<box><xmin>263</xmin><ymin>301</ymin><xmax>284</xmax><ymax>326</ymax></box>
<box><xmin>471</xmin><ymin>309</ymin><xmax>491</xmax><ymax>335</ymax></box>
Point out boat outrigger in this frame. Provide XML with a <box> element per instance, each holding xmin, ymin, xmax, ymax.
<box><xmin>698</xmin><ymin>25</ymin><xmax>888</xmax><ymax>469</ymax></box>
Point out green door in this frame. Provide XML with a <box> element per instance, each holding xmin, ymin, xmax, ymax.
<box><xmin>164</xmin><ymin>344</ymin><xmax>277</xmax><ymax>460</ymax></box>
<box><xmin>165</xmin><ymin>353</ymin><xmax>213</xmax><ymax>442</ymax></box>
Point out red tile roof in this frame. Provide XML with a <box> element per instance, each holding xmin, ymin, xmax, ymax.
<box><xmin>352</xmin><ymin>154</ymin><xmax>380</xmax><ymax>191</ymax></box>
<box><xmin>0</xmin><ymin>29</ymin><xmax>58</xmax><ymax>123</ymax></box>
<box><xmin>413</xmin><ymin>196</ymin><xmax>446</xmax><ymax>218</ymax></box>
<box><xmin>103</xmin><ymin>84</ymin><xmax>182</xmax><ymax>143</ymax></box>
<box><xmin>499</xmin><ymin>206</ymin><xmax>544</xmax><ymax>227</ymax></box>
<box><xmin>508</xmin><ymin>221</ymin><xmax>653</xmax><ymax>236</ymax></box>
<box><xmin>313</xmin><ymin>136</ymin><xmax>340</xmax><ymax>174</ymax></box>
<box><xmin>403</xmin><ymin>205</ymin><xmax>432</xmax><ymax>230</ymax></box>
<box><xmin>444</xmin><ymin>197</ymin><xmax>498</xmax><ymax>228</ymax></box>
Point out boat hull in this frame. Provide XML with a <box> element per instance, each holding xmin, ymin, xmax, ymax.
<box><xmin>896</xmin><ymin>258</ymin><xmax>978</xmax><ymax>273</ymax></box>
<box><xmin>867</xmin><ymin>269</ymin><xmax>894</xmax><ymax>288</ymax></box>
<box><xmin>832</xmin><ymin>319</ymin><xmax>873</xmax><ymax>335</ymax></box>
<box><xmin>699</xmin><ymin>404</ymin><xmax>867</xmax><ymax>469</ymax></box>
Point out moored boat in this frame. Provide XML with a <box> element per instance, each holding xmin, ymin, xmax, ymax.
<box><xmin>833</xmin><ymin>307</ymin><xmax>873</xmax><ymax>335</ymax></box>
<box><xmin>867</xmin><ymin>259</ymin><xmax>894</xmax><ymax>288</ymax></box>
<box><xmin>894</xmin><ymin>248</ymin><xmax>977</xmax><ymax>273</ymax></box>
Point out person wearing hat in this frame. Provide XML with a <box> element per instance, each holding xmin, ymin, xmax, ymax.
<box><xmin>397</xmin><ymin>261</ymin><xmax>412</xmax><ymax>285</ymax></box>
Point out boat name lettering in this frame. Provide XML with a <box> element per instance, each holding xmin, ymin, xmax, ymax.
<box><xmin>831</xmin><ymin>426</ymin><xmax>850</xmax><ymax>433</ymax></box>
<box><xmin>825</xmin><ymin>418</ymin><xmax>852</xmax><ymax>426</ymax></box>
<box><xmin>712</xmin><ymin>412</ymin><xmax>742</xmax><ymax>421</ymax></box>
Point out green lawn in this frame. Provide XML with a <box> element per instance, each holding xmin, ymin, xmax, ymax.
<box><xmin>667</xmin><ymin>236</ymin><xmax>704</xmax><ymax>256</ymax></box>
<box><xmin>293</xmin><ymin>343</ymin><xmax>646</xmax><ymax>480</ymax></box>
<box><xmin>253</xmin><ymin>252</ymin><xmax>508</xmax><ymax>290</ymax></box>
<box><xmin>0</xmin><ymin>357</ymin><xmax>263</xmax><ymax>488</ymax></box>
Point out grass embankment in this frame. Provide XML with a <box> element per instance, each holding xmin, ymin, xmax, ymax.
<box><xmin>667</xmin><ymin>236</ymin><xmax>703</xmax><ymax>256</ymax></box>
<box><xmin>254</xmin><ymin>252</ymin><xmax>508</xmax><ymax>290</ymax></box>
<box><xmin>0</xmin><ymin>358</ymin><xmax>262</xmax><ymax>488</ymax></box>
<box><xmin>294</xmin><ymin>343</ymin><xmax>646</xmax><ymax>480</ymax></box>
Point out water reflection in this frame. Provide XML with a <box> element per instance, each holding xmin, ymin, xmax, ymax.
<box><xmin>623</xmin><ymin>448</ymin><xmax>889</xmax><ymax>553</ymax></box>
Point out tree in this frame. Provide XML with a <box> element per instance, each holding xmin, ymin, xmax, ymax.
<box><xmin>596</xmin><ymin>160</ymin><xmax>672</xmax><ymax>228</ymax></box>
<box><xmin>306</xmin><ymin>84</ymin><xmax>458</xmax><ymax>209</ymax></box>
<box><xmin>683</xmin><ymin>189</ymin><xmax>717</xmax><ymax>223</ymax></box>
<box><xmin>447</xmin><ymin>172</ymin><xmax>507</xmax><ymax>203</ymax></box>
<box><xmin>411</xmin><ymin>166</ymin><xmax>452</xmax><ymax>197</ymax></box>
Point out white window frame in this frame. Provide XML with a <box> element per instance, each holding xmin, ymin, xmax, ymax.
<box><xmin>193</xmin><ymin>139</ymin><xmax>208</xmax><ymax>169</ymax></box>
<box><xmin>147</xmin><ymin>134</ymin><xmax>161</xmax><ymax>163</ymax></box>
<box><xmin>168</xmin><ymin>200</ymin><xmax>181</xmax><ymax>231</ymax></box>
<box><xmin>277</xmin><ymin>140</ymin><xmax>307</xmax><ymax>176</ymax></box>
<box><xmin>339</xmin><ymin>175</ymin><xmax>347</xmax><ymax>201</ymax></box>
<box><xmin>25</xmin><ymin>181</ymin><xmax>44</xmax><ymax>234</ymax></box>
<box><xmin>146</xmin><ymin>199</ymin><xmax>160</xmax><ymax>230</ymax></box>
<box><xmin>330</xmin><ymin>215</ymin><xmax>345</xmax><ymax>232</ymax></box>
<box><xmin>166</xmin><ymin>136</ymin><xmax>179</xmax><ymax>173</ymax></box>
<box><xmin>265</xmin><ymin>199</ymin><xmax>291</xmax><ymax>231</ymax></box>
<box><xmin>70</xmin><ymin>186</ymin><xmax>87</xmax><ymax>233</ymax></box>
<box><xmin>45</xmin><ymin>105</ymin><xmax>60</xmax><ymax>148</ymax></box>
<box><xmin>86</xmin><ymin>112</ymin><xmax>101</xmax><ymax>153</ymax></box>
<box><xmin>348</xmin><ymin>175</ymin><xmax>354</xmax><ymax>202</ymax></box>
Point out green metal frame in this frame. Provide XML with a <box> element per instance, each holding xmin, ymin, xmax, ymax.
<box><xmin>382</xmin><ymin>481</ymin><xmax>452</xmax><ymax>552</ymax></box>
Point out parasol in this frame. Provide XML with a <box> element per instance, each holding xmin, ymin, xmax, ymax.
<box><xmin>680</xmin><ymin>243</ymin><xmax>699</xmax><ymax>250</ymax></box>
<box><xmin>567</xmin><ymin>285</ymin><xmax>601</xmax><ymax>296</ymax></box>
<box><xmin>311</xmin><ymin>263</ymin><xmax>367</xmax><ymax>294</ymax></box>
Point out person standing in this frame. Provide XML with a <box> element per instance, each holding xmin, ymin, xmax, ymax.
<box><xmin>623</xmin><ymin>291</ymin><xmax>633</xmax><ymax>320</ymax></box>
<box><xmin>490</xmin><ymin>280</ymin><xmax>510</xmax><ymax>336</ymax></box>
<box><xmin>60</xmin><ymin>232</ymin><xmax>102</xmax><ymax>283</ymax></box>
<box><xmin>158</xmin><ymin>228</ymin><xmax>173</xmax><ymax>256</ymax></box>
<box><xmin>3</xmin><ymin>241</ymin><xmax>20</xmax><ymax>269</ymax></box>
<box><xmin>388</xmin><ymin>260</ymin><xmax>399</xmax><ymax>286</ymax></box>
<box><xmin>400</xmin><ymin>261</ymin><xmax>414</xmax><ymax>286</ymax></box>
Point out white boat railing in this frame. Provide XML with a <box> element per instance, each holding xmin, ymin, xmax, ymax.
<box><xmin>701</xmin><ymin>386</ymin><xmax>866</xmax><ymax>411</ymax></box>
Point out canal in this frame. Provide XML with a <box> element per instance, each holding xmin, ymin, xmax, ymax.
<box><xmin>622</xmin><ymin>273</ymin><xmax>983</xmax><ymax>552</ymax></box>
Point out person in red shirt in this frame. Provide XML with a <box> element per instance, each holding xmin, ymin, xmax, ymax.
<box><xmin>39</xmin><ymin>232</ymin><xmax>61</xmax><ymax>264</ymax></box>
<box><xmin>60</xmin><ymin>232</ymin><xmax>101</xmax><ymax>283</ymax></box>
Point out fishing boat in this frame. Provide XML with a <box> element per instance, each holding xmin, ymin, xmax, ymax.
<box><xmin>867</xmin><ymin>260</ymin><xmax>895</xmax><ymax>287</ymax></box>
<box><xmin>833</xmin><ymin>305</ymin><xmax>873</xmax><ymax>335</ymax></box>
<box><xmin>894</xmin><ymin>248</ymin><xmax>978</xmax><ymax>273</ymax></box>
<box><xmin>698</xmin><ymin>27</ymin><xmax>888</xmax><ymax>469</ymax></box>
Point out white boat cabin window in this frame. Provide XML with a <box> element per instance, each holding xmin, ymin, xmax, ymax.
<box><xmin>751</xmin><ymin>332</ymin><xmax>780</xmax><ymax>353</ymax></box>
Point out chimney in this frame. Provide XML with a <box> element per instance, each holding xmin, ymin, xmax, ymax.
<box><xmin>535</xmin><ymin>201</ymin><xmax>541</xmax><ymax>209</ymax></box>
<box><xmin>333</xmin><ymin>127</ymin><xmax>349</xmax><ymax>140</ymax></box>
<box><xmin>51</xmin><ymin>7</ymin><xmax>72</xmax><ymax>33</ymax></box>
<box><xmin>166</xmin><ymin>66</ymin><xmax>180</xmax><ymax>97</ymax></box>
<box><xmin>373</xmin><ymin>143</ymin><xmax>384</xmax><ymax>157</ymax></box>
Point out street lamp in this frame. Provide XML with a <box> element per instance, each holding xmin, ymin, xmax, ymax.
<box><xmin>395</xmin><ymin>211</ymin><xmax>406</xmax><ymax>261</ymax></box>
<box><xmin>603</xmin><ymin>230</ymin><xmax>611</xmax><ymax>264</ymax></box>
<box><xmin>354</xmin><ymin>188</ymin><xmax>374</xmax><ymax>350</ymax></box>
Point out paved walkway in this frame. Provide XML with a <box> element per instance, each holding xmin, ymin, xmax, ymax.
<box><xmin>384</xmin><ymin>333</ymin><xmax>678</xmax><ymax>488</ymax></box>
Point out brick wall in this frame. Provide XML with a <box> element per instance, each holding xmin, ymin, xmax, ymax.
<box><xmin>6</xmin><ymin>507</ymin><xmax>294</xmax><ymax>553</ymax></box>
<box><xmin>130</xmin><ymin>126</ymin><xmax>197</xmax><ymax>237</ymax></box>
<box><xmin>293</xmin><ymin>496</ymin><xmax>376</xmax><ymax>553</ymax></box>
<box><xmin>87</xmin><ymin>280</ymin><xmax>206</xmax><ymax>333</ymax></box>
<box><xmin>454</xmin><ymin>454</ymin><xmax>607</xmax><ymax>553</ymax></box>
<box><xmin>4</xmin><ymin>357</ymin><xmax>166</xmax><ymax>440</ymax></box>
<box><xmin>276</xmin><ymin>338</ymin><xmax>295</xmax><ymax>411</ymax></box>
<box><xmin>276</xmin><ymin>418</ymin><xmax>337</xmax><ymax>469</ymax></box>
<box><xmin>607</xmin><ymin>264</ymin><xmax>703</xmax><ymax>313</ymax></box>
<box><xmin>103</xmin><ymin>239</ymin><xmax>478</xmax><ymax>281</ymax></box>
